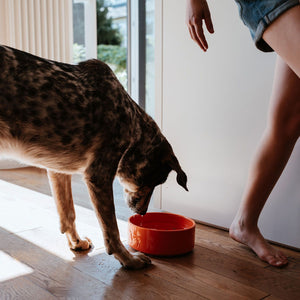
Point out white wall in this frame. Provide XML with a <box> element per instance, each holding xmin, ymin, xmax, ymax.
<box><xmin>155</xmin><ymin>0</ymin><xmax>300</xmax><ymax>248</ymax></box>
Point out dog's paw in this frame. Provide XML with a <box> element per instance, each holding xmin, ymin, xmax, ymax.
<box><xmin>70</xmin><ymin>237</ymin><xmax>93</xmax><ymax>251</ymax></box>
<box><xmin>120</xmin><ymin>252</ymin><xmax>152</xmax><ymax>270</ymax></box>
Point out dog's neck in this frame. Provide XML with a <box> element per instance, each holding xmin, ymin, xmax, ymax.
<box><xmin>130</xmin><ymin>103</ymin><xmax>164</xmax><ymax>152</ymax></box>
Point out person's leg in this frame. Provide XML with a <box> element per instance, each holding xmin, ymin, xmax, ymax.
<box><xmin>263</xmin><ymin>5</ymin><xmax>300</xmax><ymax>77</ymax></box>
<box><xmin>229</xmin><ymin>4</ymin><xmax>300</xmax><ymax>267</ymax></box>
<box><xmin>230</xmin><ymin>55</ymin><xmax>300</xmax><ymax>266</ymax></box>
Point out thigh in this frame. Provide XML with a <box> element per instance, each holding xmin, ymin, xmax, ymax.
<box><xmin>263</xmin><ymin>5</ymin><xmax>300</xmax><ymax>77</ymax></box>
<box><xmin>268</xmin><ymin>56</ymin><xmax>300</xmax><ymax>139</ymax></box>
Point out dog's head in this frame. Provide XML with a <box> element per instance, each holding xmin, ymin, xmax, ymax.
<box><xmin>117</xmin><ymin>138</ymin><xmax>187</xmax><ymax>215</ymax></box>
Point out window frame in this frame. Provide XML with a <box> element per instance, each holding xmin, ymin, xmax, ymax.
<box><xmin>73</xmin><ymin>0</ymin><xmax>147</xmax><ymax>108</ymax></box>
<box><xmin>127</xmin><ymin>0</ymin><xmax>146</xmax><ymax>108</ymax></box>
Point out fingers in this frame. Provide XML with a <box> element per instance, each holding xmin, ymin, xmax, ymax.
<box><xmin>189</xmin><ymin>24</ymin><xmax>206</xmax><ymax>51</ymax></box>
<box><xmin>194</xmin><ymin>19</ymin><xmax>208</xmax><ymax>50</ymax></box>
<box><xmin>204</xmin><ymin>10</ymin><xmax>214</xmax><ymax>33</ymax></box>
<box><xmin>188</xmin><ymin>18</ymin><xmax>210</xmax><ymax>51</ymax></box>
<box><xmin>186</xmin><ymin>0</ymin><xmax>214</xmax><ymax>52</ymax></box>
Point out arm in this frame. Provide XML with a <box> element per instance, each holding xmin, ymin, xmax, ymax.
<box><xmin>186</xmin><ymin>0</ymin><xmax>214</xmax><ymax>51</ymax></box>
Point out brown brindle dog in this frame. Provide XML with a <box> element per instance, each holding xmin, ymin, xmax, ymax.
<box><xmin>0</xmin><ymin>45</ymin><xmax>188</xmax><ymax>269</ymax></box>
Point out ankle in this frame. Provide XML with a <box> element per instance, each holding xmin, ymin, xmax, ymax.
<box><xmin>233</xmin><ymin>214</ymin><xmax>258</xmax><ymax>232</ymax></box>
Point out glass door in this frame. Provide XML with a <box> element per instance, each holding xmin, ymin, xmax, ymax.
<box><xmin>72</xmin><ymin>0</ymin><xmax>156</xmax><ymax>218</ymax></box>
<box><xmin>73</xmin><ymin>0</ymin><xmax>128</xmax><ymax>89</ymax></box>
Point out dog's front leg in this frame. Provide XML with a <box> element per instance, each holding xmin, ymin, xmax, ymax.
<box><xmin>84</xmin><ymin>172</ymin><xmax>151</xmax><ymax>269</ymax></box>
<box><xmin>47</xmin><ymin>170</ymin><xmax>92</xmax><ymax>251</ymax></box>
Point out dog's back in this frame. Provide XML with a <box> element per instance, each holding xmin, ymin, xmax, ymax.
<box><xmin>0</xmin><ymin>45</ymin><xmax>143</xmax><ymax>172</ymax></box>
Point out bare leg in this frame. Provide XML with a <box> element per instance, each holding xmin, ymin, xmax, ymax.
<box><xmin>263</xmin><ymin>5</ymin><xmax>300</xmax><ymax>77</ymax></box>
<box><xmin>48</xmin><ymin>170</ymin><xmax>92</xmax><ymax>250</ymax></box>
<box><xmin>230</xmin><ymin>5</ymin><xmax>300</xmax><ymax>267</ymax></box>
<box><xmin>230</xmin><ymin>55</ymin><xmax>300</xmax><ymax>266</ymax></box>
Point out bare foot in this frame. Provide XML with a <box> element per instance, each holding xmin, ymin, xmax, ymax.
<box><xmin>229</xmin><ymin>219</ymin><xmax>288</xmax><ymax>267</ymax></box>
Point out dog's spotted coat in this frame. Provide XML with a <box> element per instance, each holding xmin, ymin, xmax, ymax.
<box><xmin>0</xmin><ymin>45</ymin><xmax>187</xmax><ymax>269</ymax></box>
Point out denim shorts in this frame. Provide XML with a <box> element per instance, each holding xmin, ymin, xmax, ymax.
<box><xmin>234</xmin><ymin>0</ymin><xmax>299</xmax><ymax>52</ymax></box>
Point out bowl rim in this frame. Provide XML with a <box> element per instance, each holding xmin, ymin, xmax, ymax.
<box><xmin>128</xmin><ymin>212</ymin><xmax>196</xmax><ymax>233</ymax></box>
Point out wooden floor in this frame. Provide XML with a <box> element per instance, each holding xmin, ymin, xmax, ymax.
<box><xmin>0</xmin><ymin>167</ymin><xmax>299</xmax><ymax>300</ymax></box>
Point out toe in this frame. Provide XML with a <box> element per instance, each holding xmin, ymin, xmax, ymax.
<box><xmin>266</xmin><ymin>254</ymin><xmax>288</xmax><ymax>267</ymax></box>
<box><xmin>274</xmin><ymin>260</ymin><xmax>288</xmax><ymax>267</ymax></box>
<box><xmin>271</xmin><ymin>259</ymin><xmax>283</xmax><ymax>267</ymax></box>
<box><xmin>275</xmin><ymin>251</ymin><xmax>288</xmax><ymax>265</ymax></box>
<box><xmin>278</xmin><ymin>252</ymin><xmax>288</xmax><ymax>262</ymax></box>
<box><xmin>278</xmin><ymin>255</ymin><xmax>288</xmax><ymax>266</ymax></box>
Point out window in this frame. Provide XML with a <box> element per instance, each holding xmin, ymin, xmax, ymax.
<box><xmin>72</xmin><ymin>0</ymin><xmax>155</xmax><ymax>114</ymax></box>
<box><xmin>72</xmin><ymin>0</ymin><xmax>156</xmax><ymax>215</ymax></box>
<box><xmin>73</xmin><ymin>0</ymin><xmax>97</xmax><ymax>62</ymax></box>
<box><xmin>145</xmin><ymin>0</ymin><xmax>155</xmax><ymax>117</ymax></box>
<box><xmin>99</xmin><ymin>0</ymin><xmax>128</xmax><ymax>89</ymax></box>
<box><xmin>73</xmin><ymin>0</ymin><xmax>127</xmax><ymax>89</ymax></box>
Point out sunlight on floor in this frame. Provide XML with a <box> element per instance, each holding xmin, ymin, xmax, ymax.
<box><xmin>0</xmin><ymin>179</ymin><xmax>128</xmax><ymax>261</ymax></box>
<box><xmin>0</xmin><ymin>251</ymin><xmax>33</xmax><ymax>282</ymax></box>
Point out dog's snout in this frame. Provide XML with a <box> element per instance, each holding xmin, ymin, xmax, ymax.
<box><xmin>125</xmin><ymin>186</ymin><xmax>154</xmax><ymax>216</ymax></box>
<box><xmin>138</xmin><ymin>209</ymin><xmax>147</xmax><ymax>216</ymax></box>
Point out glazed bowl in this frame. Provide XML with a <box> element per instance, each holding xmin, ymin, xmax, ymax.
<box><xmin>128</xmin><ymin>212</ymin><xmax>195</xmax><ymax>256</ymax></box>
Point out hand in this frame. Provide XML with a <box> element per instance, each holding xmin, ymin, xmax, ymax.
<box><xmin>186</xmin><ymin>0</ymin><xmax>214</xmax><ymax>51</ymax></box>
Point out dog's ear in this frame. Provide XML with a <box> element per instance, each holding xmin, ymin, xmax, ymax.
<box><xmin>168</xmin><ymin>155</ymin><xmax>188</xmax><ymax>191</ymax></box>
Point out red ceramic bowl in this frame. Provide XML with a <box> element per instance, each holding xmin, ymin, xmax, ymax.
<box><xmin>128</xmin><ymin>212</ymin><xmax>195</xmax><ymax>256</ymax></box>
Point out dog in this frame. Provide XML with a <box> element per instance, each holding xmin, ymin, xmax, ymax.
<box><xmin>0</xmin><ymin>45</ymin><xmax>188</xmax><ymax>269</ymax></box>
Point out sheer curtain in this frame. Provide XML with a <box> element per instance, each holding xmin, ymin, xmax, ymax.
<box><xmin>0</xmin><ymin>0</ymin><xmax>73</xmax><ymax>61</ymax></box>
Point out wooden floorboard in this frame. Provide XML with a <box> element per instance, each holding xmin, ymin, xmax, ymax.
<box><xmin>146</xmin><ymin>257</ymin><xmax>267</xmax><ymax>300</ymax></box>
<box><xmin>0</xmin><ymin>167</ymin><xmax>299</xmax><ymax>300</ymax></box>
<box><xmin>188</xmin><ymin>246</ymin><xmax>300</xmax><ymax>299</ymax></box>
<box><xmin>195</xmin><ymin>223</ymin><xmax>300</xmax><ymax>278</ymax></box>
